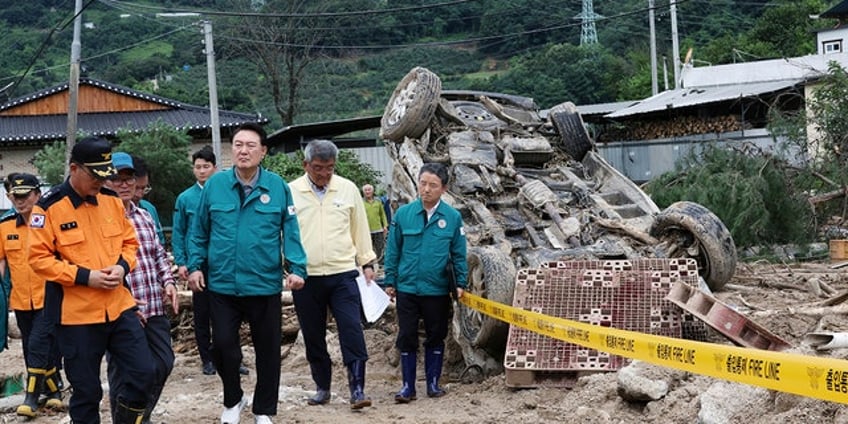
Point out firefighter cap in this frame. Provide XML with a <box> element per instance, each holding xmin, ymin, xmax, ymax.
<box><xmin>71</xmin><ymin>136</ymin><xmax>117</xmax><ymax>180</ymax></box>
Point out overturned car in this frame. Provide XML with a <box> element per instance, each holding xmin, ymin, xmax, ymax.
<box><xmin>378</xmin><ymin>67</ymin><xmax>738</xmax><ymax>375</ymax></box>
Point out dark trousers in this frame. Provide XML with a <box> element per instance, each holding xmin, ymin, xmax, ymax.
<box><xmin>208</xmin><ymin>291</ymin><xmax>281</xmax><ymax>415</ymax></box>
<box><xmin>192</xmin><ymin>288</ymin><xmax>213</xmax><ymax>364</ymax></box>
<box><xmin>370</xmin><ymin>232</ymin><xmax>385</xmax><ymax>261</ymax></box>
<box><xmin>15</xmin><ymin>308</ymin><xmax>60</xmax><ymax>370</ymax></box>
<box><xmin>108</xmin><ymin>315</ymin><xmax>174</xmax><ymax>420</ymax></box>
<box><xmin>59</xmin><ymin>309</ymin><xmax>154</xmax><ymax>424</ymax></box>
<box><xmin>395</xmin><ymin>292</ymin><xmax>451</xmax><ymax>352</ymax></box>
<box><xmin>292</xmin><ymin>270</ymin><xmax>368</xmax><ymax>390</ymax></box>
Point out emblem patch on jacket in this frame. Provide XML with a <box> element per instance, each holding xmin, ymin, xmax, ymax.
<box><xmin>30</xmin><ymin>214</ymin><xmax>45</xmax><ymax>228</ymax></box>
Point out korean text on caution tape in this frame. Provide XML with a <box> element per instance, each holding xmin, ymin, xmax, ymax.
<box><xmin>459</xmin><ymin>292</ymin><xmax>848</xmax><ymax>404</ymax></box>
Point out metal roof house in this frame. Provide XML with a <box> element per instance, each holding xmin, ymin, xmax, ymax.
<box><xmin>587</xmin><ymin>48</ymin><xmax>848</xmax><ymax>182</ymax></box>
<box><xmin>0</xmin><ymin>78</ymin><xmax>267</xmax><ymax>178</ymax></box>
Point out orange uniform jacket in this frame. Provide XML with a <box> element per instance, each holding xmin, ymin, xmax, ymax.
<box><xmin>0</xmin><ymin>212</ymin><xmax>44</xmax><ymax>311</ymax></box>
<box><xmin>28</xmin><ymin>182</ymin><xmax>139</xmax><ymax>325</ymax></box>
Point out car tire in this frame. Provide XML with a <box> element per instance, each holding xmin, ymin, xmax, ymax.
<box><xmin>447</xmin><ymin>100</ymin><xmax>505</xmax><ymax>130</ymax></box>
<box><xmin>380</xmin><ymin>67</ymin><xmax>442</xmax><ymax>142</ymax></box>
<box><xmin>650</xmin><ymin>201</ymin><xmax>737</xmax><ymax>291</ymax></box>
<box><xmin>454</xmin><ymin>246</ymin><xmax>516</xmax><ymax>356</ymax></box>
<box><xmin>549</xmin><ymin>101</ymin><xmax>594</xmax><ymax>161</ymax></box>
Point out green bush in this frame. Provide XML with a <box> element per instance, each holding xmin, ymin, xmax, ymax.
<box><xmin>116</xmin><ymin>121</ymin><xmax>194</xmax><ymax>227</ymax></box>
<box><xmin>645</xmin><ymin>145</ymin><xmax>813</xmax><ymax>248</ymax></box>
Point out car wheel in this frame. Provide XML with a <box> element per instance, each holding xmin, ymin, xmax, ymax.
<box><xmin>454</xmin><ymin>246</ymin><xmax>516</xmax><ymax>356</ymax></box>
<box><xmin>549</xmin><ymin>101</ymin><xmax>594</xmax><ymax>161</ymax></box>
<box><xmin>650</xmin><ymin>201</ymin><xmax>737</xmax><ymax>291</ymax></box>
<box><xmin>448</xmin><ymin>101</ymin><xmax>506</xmax><ymax>130</ymax></box>
<box><xmin>380</xmin><ymin>67</ymin><xmax>442</xmax><ymax>142</ymax></box>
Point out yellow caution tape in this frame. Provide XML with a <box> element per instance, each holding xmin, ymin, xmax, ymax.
<box><xmin>459</xmin><ymin>291</ymin><xmax>848</xmax><ymax>404</ymax></box>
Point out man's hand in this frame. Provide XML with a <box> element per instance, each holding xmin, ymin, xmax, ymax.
<box><xmin>187</xmin><ymin>270</ymin><xmax>205</xmax><ymax>292</ymax></box>
<box><xmin>177</xmin><ymin>265</ymin><xmax>189</xmax><ymax>282</ymax></box>
<box><xmin>90</xmin><ymin>265</ymin><xmax>125</xmax><ymax>289</ymax></box>
<box><xmin>285</xmin><ymin>273</ymin><xmax>305</xmax><ymax>291</ymax></box>
<box><xmin>363</xmin><ymin>266</ymin><xmax>376</xmax><ymax>285</ymax></box>
<box><xmin>165</xmin><ymin>282</ymin><xmax>179</xmax><ymax>314</ymax></box>
<box><xmin>133</xmin><ymin>298</ymin><xmax>148</xmax><ymax>327</ymax></box>
<box><xmin>384</xmin><ymin>286</ymin><xmax>396</xmax><ymax>299</ymax></box>
<box><xmin>456</xmin><ymin>287</ymin><xmax>465</xmax><ymax>299</ymax></box>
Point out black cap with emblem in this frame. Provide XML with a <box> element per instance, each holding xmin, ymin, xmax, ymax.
<box><xmin>7</xmin><ymin>173</ymin><xmax>39</xmax><ymax>195</ymax></box>
<box><xmin>71</xmin><ymin>136</ymin><xmax>117</xmax><ymax>180</ymax></box>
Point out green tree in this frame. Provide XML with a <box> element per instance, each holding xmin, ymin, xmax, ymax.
<box><xmin>116</xmin><ymin>121</ymin><xmax>194</xmax><ymax>227</ymax></box>
<box><xmin>775</xmin><ymin>61</ymin><xmax>848</xmax><ymax>224</ymax></box>
<box><xmin>32</xmin><ymin>140</ymin><xmax>67</xmax><ymax>185</ymax></box>
<box><xmin>645</xmin><ymin>145</ymin><xmax>813</xmax><ymax>248</ymax></box>
<box><xmin>476</xmin><ymin>43</ymin><xmax>626</xmax><ymax>107</ymax></box>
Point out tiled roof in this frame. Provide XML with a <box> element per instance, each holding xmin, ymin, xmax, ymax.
<box><xmin>0</xmin><ymin>78</ymin><xmax>182</xmax><ymax>112</ymax></box>
<box><xmin>0</xmin><ymin>78</ymin><xmax>267</xmax><ymax>145</ymax></box>
<box><xmin>822</xmin><ymin>0</ymin><xmax>848</xmax><ymax>18</ymax></box>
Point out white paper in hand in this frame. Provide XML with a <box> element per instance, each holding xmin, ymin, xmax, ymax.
<box><xmin>357</xmin><ymin>271</ymin><xmax>391</xmax><ymax>323</ymax></box>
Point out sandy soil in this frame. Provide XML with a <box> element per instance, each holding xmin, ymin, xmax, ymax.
<box><xmin>3</xmin><ymin>260</ymin><xmax>848</xmax><ymax>423</ymax></box>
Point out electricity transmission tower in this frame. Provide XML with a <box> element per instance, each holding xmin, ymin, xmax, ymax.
<box><xmin>575</xmin><ymin>0</ymin><xmax>601</xmax><ymax>46</ymax></box>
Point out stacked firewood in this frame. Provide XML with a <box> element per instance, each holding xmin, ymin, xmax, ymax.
<box><xmin>601</xmin><ymin>115</ymin><xmax>747</xmax><ymax>142</ymax></box>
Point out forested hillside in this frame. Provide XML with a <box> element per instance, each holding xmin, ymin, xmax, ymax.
<box><xmin>0</xmin><ymin>0</ymin><xmax>831</xmax><ymax>129</ymax></box>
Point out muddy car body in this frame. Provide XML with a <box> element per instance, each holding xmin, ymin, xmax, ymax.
<box><xmin>379</xmin><ymin>67</ymin><xmax>738</xmax><ymax>375</ymax></box>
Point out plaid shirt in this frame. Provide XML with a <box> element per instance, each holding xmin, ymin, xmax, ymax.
<box><xmin>126</xmin><ymin>202</ymin><xmax>174</xmax><ymax>318</ymax></box>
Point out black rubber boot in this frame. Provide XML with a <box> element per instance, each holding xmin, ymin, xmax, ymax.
<box><xmin>425</xmin><ymin>347</ymin><xmax>446</xmax><ymax>397</ymax></box>
<box><xmin>43</xmin><ymin>367</ymin><xmax>64</xmax><ymax>409</ymax></box>
<box><xmin>394</xmin><ymin>351</ymin><xmax>417</xmax><ymax>403</ymax></box>
<box><xmin>347</xmin><ymin>360</ymin><xmax>372</xmax><ymax>410</ymax></box>
<box><xmin>114</xmin><ymin>402</ymin><xmax>146</xmax><ymax>424</ymax></box>
<box><xmin>17</xmin><ymin>368</ymin><xmax>46</xmax><ymax>418</ymax></box>
<box><xmin>307</xmin><ymin>389</ymin><xmax>331</xmax><ymax>405</ymax></box>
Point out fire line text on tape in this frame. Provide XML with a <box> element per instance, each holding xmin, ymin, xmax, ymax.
<box><xmin>459</xmin><ymin>292</ymin><xmax>848</xmax><ymax>404</ymax></box>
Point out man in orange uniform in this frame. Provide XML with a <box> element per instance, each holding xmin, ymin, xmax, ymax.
<box><xmin>0</xmin><ymin>173</ymin><xmax>64</xmax><ymax>417</ymax></box>
<box><xmin>27</xmin><ymin>136</ymin><xmax>154</xmax><ymax>424</ymax></box>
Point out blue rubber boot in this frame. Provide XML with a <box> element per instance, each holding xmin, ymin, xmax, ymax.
<box><xmin>394</xmin><ymin>351</ymin><xmax>417</xmax><ymax>403</ymax></box>
<box><xmin>425</xmin><ymin>348</ymin><xmax>446</xmax><ymax>398</ymax></box>
<box><xmin>347</xmin><ymin>360</ymin><xmax>372</xmax><ymax>410</ymax></box>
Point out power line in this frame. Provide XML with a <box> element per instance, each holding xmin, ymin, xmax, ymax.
<box><xmin>5</xmin><ymin>0</ymin><xmax>100</xmax><ymax>98</ymax></box>
<box><xmin>99</xmin><ymin>0</ymin><xmax>481</xmax><ymax>18</ymax></box>
<box><xmin>0</xmin><ymin>25</ymin><xmax>193</xmax><ymax>85</ymax></box>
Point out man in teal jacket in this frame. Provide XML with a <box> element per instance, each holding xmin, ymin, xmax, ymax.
<box><xmin>172</xmin><ymin>146</ymin><xmax>219</xmax><ymax>376</ymax></box>
<box><xmin>187</xmin><ymin>123</ymin><xmax>307</xmax><ymax>424</ymax></box>
<box><xmin>383</xmin><ymin>162</ymin><xmax>468</xmax><ymax>403</ymax></box>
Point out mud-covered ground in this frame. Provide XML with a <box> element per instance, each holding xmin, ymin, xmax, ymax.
<box><xmin>3</xmin><ymin>260</ymin><xmax>848</xmax><ymax>423</ymax></box>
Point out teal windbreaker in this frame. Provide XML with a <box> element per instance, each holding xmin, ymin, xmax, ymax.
<box><xmin>384</xmin><ymin>198</ymin><xmax>468</xmax><ymax>296</ymax></box>
<box><xmin>187</xmin><ymin>167</ymin><xmax>307</xmax><ymax>296</ymax></box>
<box><xmin>171</xmin><ymin>183</ymin><xmax>202</xmax><ymax>269</ymax></box>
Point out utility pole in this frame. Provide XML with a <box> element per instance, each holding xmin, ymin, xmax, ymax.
<box><xmin>670</xmin><ymin>0</ymin><xmax>681</xmax><ymax>88</ymax></box>
<box><xmin>649</xmin><ymin>0</ymin><xmax>658</xmax><ymax>95</ymax></box>
<box><xmin>202</xmin><ymin>20</ymin><xmax>222</xmax><ymax>163</ymax></box>
<box><xmin>65</xmin><ymin>0</ymin><xmax>83</xmax><ymax>177</ymax></box>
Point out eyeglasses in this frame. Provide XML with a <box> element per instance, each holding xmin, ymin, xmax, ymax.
<box><xmin>110</xmin><ymin>176</ymin><xmax>137</xmax><ymax>185</ymax></box>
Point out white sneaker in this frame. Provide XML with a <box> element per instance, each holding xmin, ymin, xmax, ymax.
<box><xmin>254</xmin><ymin>415</ymin><xmax>273</xmax><ymax>424</ymax></box>
<box><xmin>221</xmin><ymin>396</ymin><xmax>248</xmax><ymax>424</ymax></box>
